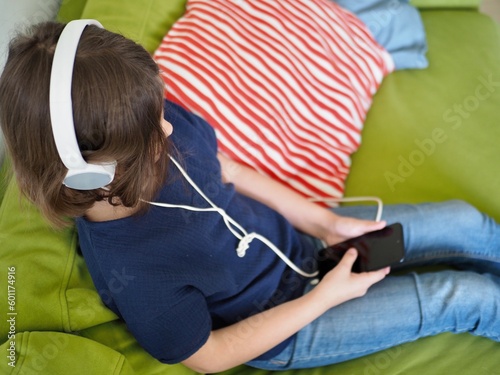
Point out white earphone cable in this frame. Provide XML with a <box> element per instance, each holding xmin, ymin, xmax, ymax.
<box><xmin>147</xmin><ymin>156</ymin><xmax>384</xmax><ymax>279</ymax></box>
<box><xmin>308</xmin><ymin>197</ymin><xmax>384</xmax><ymax>223</ymax></box>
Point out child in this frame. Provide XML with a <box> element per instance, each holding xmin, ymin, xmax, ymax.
<box><xmin>1</xmin><ymin>21</ymin><xmax>500</xmax><ymax>373</ymax></box>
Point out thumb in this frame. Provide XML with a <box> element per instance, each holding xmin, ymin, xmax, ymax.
<box><xmin>339</xmin><ymin>248</ymin><xmax>358</xmax><ymax>271</ymax></box>
<box><xmin>364</xmin><ymin>219</ymin><xmax>386</xmax><ymax>232</ymax></box>
<box><xmin>343</xmin><ymin>219</ymin><xmax>387</xmax><ymax>239</ymax></box>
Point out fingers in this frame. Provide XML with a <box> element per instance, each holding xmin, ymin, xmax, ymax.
<box><xmin>366</xmin><ymin>266</ymin><xmax>391</xmax><ymax>284</ymax></box>
<box><xmin>339</xmin><ymin>248</ymin><xmax>358</xmax><ymax>270</ymax></box>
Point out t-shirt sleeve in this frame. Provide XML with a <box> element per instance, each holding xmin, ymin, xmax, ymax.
<box><xmin>164</xmin><ymin>99</ymin><xmax>218</xmax><ymax>155</ymax></box>
<box><xmin>124</xmin><ymin>286</ymin><xmax>212</xmax><ymax>364</ymax></box>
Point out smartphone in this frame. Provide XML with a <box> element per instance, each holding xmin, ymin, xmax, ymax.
<box><xmin>316</xmin><ymin>223</ymin><xmax>405</xmax><ymax>278</ymax></box>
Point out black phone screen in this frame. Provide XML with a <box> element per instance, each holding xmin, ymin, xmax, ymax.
<box><xmin>316</xmin><ymin>223</ymin><xmax>405</xmax><ymax>278</ymax></box>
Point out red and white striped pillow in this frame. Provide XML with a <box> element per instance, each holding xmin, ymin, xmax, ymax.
<box><xmin>154</xmin><ymin>0</ymin><xmax>393</xmax><ymax>200</ymax></box>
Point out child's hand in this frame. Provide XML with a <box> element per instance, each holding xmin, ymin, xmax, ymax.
<box><xmin>312</xmin><ymin>248</ymin><xmax>390</xmax><ymax>310</ymax></box>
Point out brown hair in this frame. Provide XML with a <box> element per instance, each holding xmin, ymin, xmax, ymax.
<box><xmin>0</xmin><ymin>21</ymin><xmax>170</xmax><ymax>227</ymax></box>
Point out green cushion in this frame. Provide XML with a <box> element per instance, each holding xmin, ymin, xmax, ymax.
<box><xmin>57</xmin><ymin>0</ymin><xmax>88</xmax><ymax>23</ymax></box>
<box><xmin>410</xmin><ymin>0</ymin><xmax>481</xmax><ymax>8</ymax></box>
<box><xmin>79</xmin><ymin>321</ymin><xmax>196</xmax><ymax>375</ymax></box>
<box><xmin>0</xmin><ymin>177</ymin><xmax>117</xmax><ymax>339</ymax></box>
<box><xmin>0</xmin><ymin>158</ymin><xmax>10</xmax><ymax>205</ymax></box>
<box><xmin>345</xmin><ymin>10</ymin><xmax>500</xmax><ymax>223</ymax></box>
<box><xmin>78</xmin><ymin>0</ymin><xmax>186</xmax><ymax>54</ymax></box>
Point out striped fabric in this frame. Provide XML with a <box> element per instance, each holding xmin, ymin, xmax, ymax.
<box><xmin>154</xmin><ymin>0</ymin><xmax>394</xmax><ymax>201</ymax></box>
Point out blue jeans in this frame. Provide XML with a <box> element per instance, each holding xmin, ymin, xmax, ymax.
<box><xmin>247</xmin><ymin>200</ymin><xmax>500</xmax><ymax>370</ymax></box>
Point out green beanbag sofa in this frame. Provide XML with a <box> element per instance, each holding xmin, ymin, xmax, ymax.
<box><xmin>1</xmin><ymin>0</ymin><xmax>499</xmax><ymax>374</ymax></box>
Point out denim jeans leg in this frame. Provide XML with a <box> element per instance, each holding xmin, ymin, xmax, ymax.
<box><xmin>283</xmin><ymin>270</ymin><xmax>500</xmax><ymax>369</ymax></box>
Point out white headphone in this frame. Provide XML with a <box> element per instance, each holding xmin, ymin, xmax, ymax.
<box><xmin>49</xmin><ymin>19</ymin><xmax>116</xmax><ymax>190</ymax></box>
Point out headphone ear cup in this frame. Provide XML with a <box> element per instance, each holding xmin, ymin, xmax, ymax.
<box><xmin>63</xmin><ymin>162</ymin><xmax>116</xmax><ymax>190</ymax></box>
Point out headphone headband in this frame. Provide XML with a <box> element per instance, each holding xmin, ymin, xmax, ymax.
<box><xmin>49</xmin><ymin>19</ymin><xmax>116</xmax><ymax>190</ymax></box>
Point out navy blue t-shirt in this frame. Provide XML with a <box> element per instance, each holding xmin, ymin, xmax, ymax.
<box><xmin>76</xmin><ymin>100</ymin><xmax>316</xmax><ymax>364</ymax></box>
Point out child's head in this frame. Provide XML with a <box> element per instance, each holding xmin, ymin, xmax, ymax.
<box><xmin>0</xmin><ymin>21</ymin><xmax>170</xmax><ymax>227</ymax></box>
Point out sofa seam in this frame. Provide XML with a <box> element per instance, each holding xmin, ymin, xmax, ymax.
<box><xmin>12</xmin><ymin>331</ymin><xmax>29</xmax><ymax>375</ymax></box>
<box><xmin>137</xmin><ymin>0</ymin><xmax>155</xmax><ymax>47</ymax></box>
<box><xmin>59</xmin><ymin>228</ymin><xmax>79</xmax><ymax>333</ymax></box>
<box><xmin>112</xmin><ymin>353</ymin><xmax>127</xmax><ymax>375</ymax></box>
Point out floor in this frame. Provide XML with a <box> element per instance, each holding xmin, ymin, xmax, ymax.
<box><xmin>481</xmin><ymin>0</ymin><xmax>500</xmax><ymax>23</ymax></box>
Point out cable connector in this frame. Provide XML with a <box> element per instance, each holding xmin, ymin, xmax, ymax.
<box><xmin>236</xmin><ymin>233</ymin><xmax>256</xmax><ymax>257</ymax></box>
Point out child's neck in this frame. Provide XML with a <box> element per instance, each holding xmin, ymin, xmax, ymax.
<box><xmin>85</xmin><ymin>200</ymin><xmax>138</xmax><ymax>222</ymax></box>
